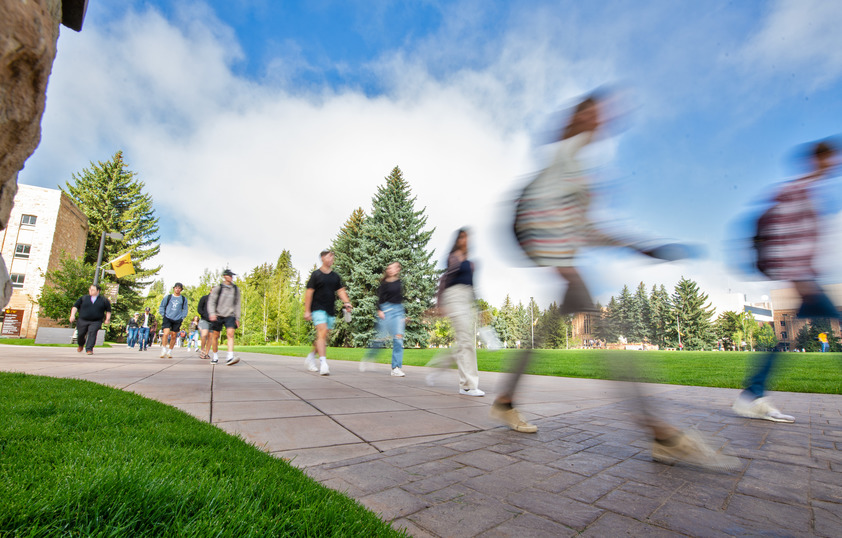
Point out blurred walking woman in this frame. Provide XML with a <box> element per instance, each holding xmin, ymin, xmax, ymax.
<box><xmin>361</xmin><ymin>262</ymin><xmax>407</xmax><ymax>377</ymax></box>
<box><xmin>427</xmin><ymin>228</ymin><xmax>484</xmax><ymax>396</ymax></box>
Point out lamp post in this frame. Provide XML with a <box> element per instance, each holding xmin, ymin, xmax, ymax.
<box><xmin>93</xmin><ymin>231</ymin><xmax>124</xmax><ymax>286</ymax></box>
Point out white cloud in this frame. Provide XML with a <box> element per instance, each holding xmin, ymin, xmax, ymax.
<box><xmin>739</xmin><ymin>0</ymin><xmax>842</xmax><ymax>87</ymax></box>
<box><xmin>21</xmin><ymin>3</ymin><xmax>788</xmax><ymax>313</ymax></box>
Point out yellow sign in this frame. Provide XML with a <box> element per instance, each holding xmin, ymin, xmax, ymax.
<box><xmin>111</xmin><ymin>252</ymin><xmax>135</xmax><ymax>278</ymax></box>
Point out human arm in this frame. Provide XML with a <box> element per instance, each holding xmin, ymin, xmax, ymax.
<box><xmin>338</xmin><ymin>288</ymin><xmax>352</xmax><ymax>311</ymax></box>
<box><xmin>207</xmin><ymin>287</ymin><xmax>219</xmax><ymax>322</ymax></box>
<box><xmin>158</xmin><ymin>296</ymin><xmax>167</xmax><ymax>317</ymax></box>
<box><xmin>69</xmin><ymin>306</ymin><xmax>78</xmax><ymax>324</ymax></box>
<box><xmin>104</xmin><ymin>299</ymin><xmax>112</xmax><ymax>325</ymax></box>
<box><xmin>304</xmin><ymin>288</ymin><xmax>314</xmax><ymax>321</ymax></box>
<box><xmin>180</xmin><ymin>296</ymin><xmax>189</xmax><ymax>320</ymax></box>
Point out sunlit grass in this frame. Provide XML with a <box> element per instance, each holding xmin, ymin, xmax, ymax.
<box><xmin>237</xmin><ymin>346</ymin><xmax>842</xmax><ymax>394</ymax></box>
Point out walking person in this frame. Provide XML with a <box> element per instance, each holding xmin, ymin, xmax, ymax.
<box><xmin>303</xmin><ymin>250</ymin><xmax>352</xmax><ymax>376</ymax></box>
<box><xmin>360</xmin><ymin>261</ymin><xmax>407</xmax><ymax>377</ymax></box>
<box><xmin>207</xmin><ymin>269</ymin><xmax>242</xmax><ymax>365</ymax></box>
<box><xmin>426</xmin><ymin>229</ymin><xmax>484</xmax><ymax>396</ymax></box>
<box><xmin>187</xmin><ymin>316</ymin><xmax>200</xmax><ymax>352</ymax></box>
<box><xmin>197</xmin><ymin>293</ymin><xmax>212</xmax><ymax>359</ymax></box>
<box><xmin>69</xmin><ymin>284</ymin><xmax>112</xmax><ymax>355</ymax></box>
<box><xmin>733</xmin><ymin>139</ymin><xmax>839</xmax><ymax>423</ymax></box>
<box><xmin>148</xmin><ymin>317</ymin><xmax>158</xmax><ymax>348</ymax></box>
<box><xmin>137</xmin><ymin>307</ymin><xmax>153</xmax><ymax>351</ymax></box>
<box><xmin>158</xmin><ymin>283</ymin><xmax>189</xmax><ymax>358</ymax></box>
<box><xmin>126</xmin><ymin>313</ymin><xmax>139</xmax><ymax>348</ymax></box>
<box><xmin>494</xmin><ymin>91</ymin><xmax>735</xmax><ymax>470</ymax></box>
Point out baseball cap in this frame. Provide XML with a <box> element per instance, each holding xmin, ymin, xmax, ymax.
<box><xmin>223</xmin><ymin>269</ymin><xmax>235</xmax><ymax>277</ymax></box>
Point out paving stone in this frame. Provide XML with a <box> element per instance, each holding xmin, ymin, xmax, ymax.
<box><xmin>584</xmin><ymin>441</ymin><xmax>642</xmax><ymax>460</ymax></box>
<box><xmin>507</xmin><ymin>487</ymin><xmax>603</xmax><ymax>530</ymax></box>
<box><xmin>579</xmin><ymin>512</ymin><xmax>682</xmax><ymax>537</ymax></box>
<box><xmin>560</xmin><ymin>475</ymin><xmax>624</xmax><ymax>504</ymax></box>
<box><xmin>595</xmin><ymin>486</ymin><xmax>669</xmax><ymax>520</ymax></box>
<box><xmin>358</xmin><ymin>486</ymin><xmax>430</xmax><ymax>521</ymax></box>
<box><xmin>483</xmin><ymin>513</ymin><xmax>576</xmax><ymax>538</ymax></box>
<box><xmin>327</xmin><ymin>459</ymin><xmax>414</xmax><ymax>495</ymax></box>
<box><xmin>724</xmin><ymin>493</ymin><xmax>810</xmax><ymax>532</ymax></box>
<box><xmin>390</xmin><ymin>517</ymin><xmax>437</xmax><ymax>538</ymax></box>
<box><xmin>534</xmin><ymin>470</ymin><xmax>586</xmax><ymax>494</ymax></box>
<box><xmin>384</xmin><ymin>445</ymin><xmax>461</xmax><ymax>468</ymax></box>
<box><xmin>812</xmin><ymin>500</ymin><xmax>842</xmax><ymax>538</ymax></box>
<box><xmin>462</xmin><ymin>461</ymin><xmax>557</xmax><ymax>497</ymax></box>
<box><xmin>449</xmin><ymin>449</ymin><xmax>519</xmax><ymax>472</ymax></box>
<box><xmin>650</xmin><ymin>500</ymin><xmax>773</xmax><ymax>536</ymax></box>
<box><xmin>549</xmin><ymin>451</ymin><xmax>622</xmax><ymax>476</ymax></box>
<box><xmin>407</xmin><ymin>489</ymin><xmax>519</xmax><ymax>537</ymax></box>
<box><xmin>402</xmin><ymin>466</ymin><xmax>484</xmax><ymax>495</ymax></box>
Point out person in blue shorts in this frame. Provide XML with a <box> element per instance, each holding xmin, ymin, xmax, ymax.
<box><xmin>304</xmin><ymin>250</ymin><xmax>352</xmax><ymax>376</ymax></box>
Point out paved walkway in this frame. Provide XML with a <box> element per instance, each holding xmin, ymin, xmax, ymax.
<box><xmin>1</xmin><ymin>344</ymin><xmax>840</xmax><ymax>536</ymax></box>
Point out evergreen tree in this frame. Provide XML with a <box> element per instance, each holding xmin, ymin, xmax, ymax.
<box><xmin>616</xmin><ymin>285</ymin><xmax>634</xmax><ymax>341</ymax></box>
<box><xmin>331</xmin><ymin>208</ymin><xmax>367</xmax><ymax>347</ymax></box>
<box><xmin>666</xmin><ymin>277</ymin><xmax>716</xmax><ymax>350</ymax></box>
<box><xmin>61</xmin><ymin>151</ymin><xmax>161</xmax><ymax>332</ymax></box>
<box><xmin>493</xmin><ymin>295</ymin><xmax>520</xmax><ymax>348</ymax></box>
<box><xmin>595</xmin><ymin>296</ymin><xmax>620</xmax><ymax>343</ymax></box>
<box><xmin>336</xmin><ymin>167</ymin><xmax>439</xmax><ymax>347</ymax></box>
<box><xmin>630</xmin><ymin>282</ymin><xmax>650</xmax><ymax>343</ymax></box>
<box><xmin>648</xmin><ymin>284</ymin><xmax>671</xmax><ymax>348</ymax></box>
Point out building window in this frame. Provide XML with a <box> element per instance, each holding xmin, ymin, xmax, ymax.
<box><xmin>780</xmin><ymin>320</ymin><xmax>786</xmax><ymax>327</ymax></box>
<box><xmin>10</xmin><ymin>274</ymin><xmax>25</xmax><ymax>288</ymax></box>
<box><xmin>14</xmin><ymin>244</ymin><xmax>31</xmax><ymax>259</ymax></box>
<box><xmin>20</xmin><ymin>214</ymin><xmax>37</xmax><ymax>225</ymax></box>
<box><xmin>780</xmin><ymin>331</ymin><xmax>788</xmax><ymax>340</ymax></box>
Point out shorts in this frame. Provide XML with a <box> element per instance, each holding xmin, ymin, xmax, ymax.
<box><xmin>311</xmin><ymin>310</ymin><xmax>335</xmax><ymax>330</ymax></box>
<box><xmin>198</xmin><ymin>319</ymin><xmax>211</xmax><ymax>331</ymax></box>
<box><xmin>211</xmin><ymin>316</ymin><xmax>237</xmax><ymax>332</ymax></box>
<box><xmin>162</xmin><ymin>317</ymin><xmax>183</xmax><ymax>332</ymax></box>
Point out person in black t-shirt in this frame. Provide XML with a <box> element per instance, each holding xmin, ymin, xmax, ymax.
<box><xmin>303</xmin><ymin>250</ymin><xmax>352</xmax><ymax>376</ymax></box>
<box><xmin>69</xmin><ymin>284</ymin><xmax>112</xmax><ymax>355</ymax></box>
<box><xmin>360</xmin><ymin>262</ymin><xmax>407</xmax><ymax>377</ymax></box>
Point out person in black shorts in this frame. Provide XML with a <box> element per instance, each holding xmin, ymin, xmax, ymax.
<box><xmin>304</xmin><ymin>250</ymin><xmax>352</xmax><ymax>376</ymax></box>
<box><xmin>69</xmin><ymin>284</ymin><xmax>112</xmax><ymax>355</ymax></box>
<box><xmin>207</xmin><ymin>269</ymin><xmax>242</xmax><ymax>365</ymax></box>
<box><xmin>158</xmin><ymin>283</ymin><xmax>188</xmax><ymax>358</ymax></box>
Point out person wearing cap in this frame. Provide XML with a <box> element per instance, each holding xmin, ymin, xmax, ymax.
<box><xmin>69</xmin><ymin>284</ymin><xmax>112</xmax><ymax>355</ymax></box>
<box><xmin>304</xmin><ymin>250</ymin><xmax>352</xmax><ymax>376</ymax></box>
<box><xmin>158</xmin><ymin>282</ymin><xmax>189</xmax><ymax>358</ymax></box>
<box><xmin>207</xmin><ymin>269</ymin><xmax>242</xmax><ymax>366</ymax></box>
<box><xmin>137</xmin><ymin>307</ymin><xmax>154</xmax><ymax>351</ymax></box>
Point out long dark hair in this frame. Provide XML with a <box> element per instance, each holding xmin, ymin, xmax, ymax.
<box><xmin>449</xmin><ymin>227</ymin><xmax>470</xmax><ymax>257</ymax></box>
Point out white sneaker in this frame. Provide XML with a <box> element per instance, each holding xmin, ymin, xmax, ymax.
<box><xmin>166</xmin><ymin>350</ymin><xmax>172</xmax><ymax>358</ymax></box>
<box><xmin>391</xmin><ymin>367</ymin><xmax>406</xmax><ymax>377</ymax></box>
<box><xmin>652</xmin><ymin>429</ymin><xmax>739</xmax><ymax>471</ymax></box>
<box><xmin>159</xmin><ymin>350</ymin><xmax>167</xmax><ymax>358</ymax></box>
<box><xmin>319</xmin><ymin>362</ymin><xmax>330</xmax><ymax>376</ymax></box>
<box><xmin>304</xmin><ymin>353</ymin><xmax>318</xmax><ymax>372</ymax></box>
<box><xmin>211</xmin><ymin>357</ymin><xmax>218</xmax><ymax>364</ymax></box>
<box><xmin>359</xmin><ymin>360</ymin><xmax>368</xmax><ymax>372</ymax></box>
<box><xmin>459</xmin><ymin>388</ymin><xmax>485</xmax><ymax>397</ymax></box>
<box><xmin>226</xmin><ymin>356</ymin><xmax>240</xmax><ymax>366</ymax></box>
<box><xmin>733</xmin><ymin>395</ymin><xmax>795</xmax><ymax>423</ymax></box>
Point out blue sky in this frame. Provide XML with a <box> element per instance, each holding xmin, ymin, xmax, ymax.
<box><xmin>20</xmin><ymin>0</ymin><xmax>842</xmax><ymax>311</ymax></box>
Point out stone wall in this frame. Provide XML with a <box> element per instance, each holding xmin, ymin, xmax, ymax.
<box><xmin>0</xmin><ymin>0</ymin><xmax>86</xmax><ymax>308</ymax></box>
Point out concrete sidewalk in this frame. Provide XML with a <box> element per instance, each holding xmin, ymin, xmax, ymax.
<box><xmin>0</xmin><ymin>344</ymin><xmax>840</xmax><ymax>536</ymax></box>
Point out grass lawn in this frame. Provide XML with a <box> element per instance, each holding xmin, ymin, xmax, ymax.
<box><xmin>0</xmin><ymin>373</ymin><xmax>406</xmax><ymax>537</ymax></box>
<box><xmin>237</xmin><ymin>345</ymin><xmax>842</xmax><ymax>394</ymax></box>
<box><xmin>0</xmin><ymin>338</ymin><xmax>112</xmax><ymax>348</ymax></box>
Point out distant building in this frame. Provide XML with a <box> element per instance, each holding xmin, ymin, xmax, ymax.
<box><xmin>0</xmin><ymin>185</ymin><xmax>88</xmax><ymax>337</ymax></box>
<box><xmin>770</xmin><ymin>284</ymin><xmax>842</xmax><ymax>351</ymax></box>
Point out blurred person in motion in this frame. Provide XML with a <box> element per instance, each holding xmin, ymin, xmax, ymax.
<box><xmin>733</xmin><ymin>139</ymin><xmax>840</xmax><ymax>423</ymax></box>
<box><xmin>426</xmin><ymin>228</ymin><xmax>485</xmax><ymax>396</ymax></box>
<box><xmin>69</xmin><ymin>284</ymin><xmax>112</xmax><ymax>355</ymax></box>
<box><xmin>304</xmin><ymin>250</ymin><xmax>352</xmax><ymax>376</ymax></box>
<box><xmin>360</xmin><ymin>261</ymin><xmax>407</xmax><ymax>377</ymax></box>
<box><xmin>197</xmin><ymin>293</ymin><xmax>212</xmax><ymax>359</ymax></box>
<box><xmin>126</xmin><ymin>312</ymin><xmax>139</xmax><ymax>348</ymax></box>
<box><xmin>493</xmin><ymin>91</ymin><xmax>736</xmax><ymax>470</ymax></box>
<box><xmin>137</xmin><ymin>307</ymin><xmax>153</xmax><ymax>351</ymax></box>
<box><xmin>158</xmin><ymin>283</ymin><xmax>189</xmax><ymax>358</ymax></box>
<box><xmin>208</xmin><ymin>269</ymin><xmax>242</xmax><ymax>366</ymax></box>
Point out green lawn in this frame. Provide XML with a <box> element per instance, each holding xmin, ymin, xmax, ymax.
<box><xmin>0</xmin><ymin>373</ymin><xmax>405</xmax><ymax>537</ymax></box>
<box><xmin>0</xmin><ymin>338</ymin><xmax>112</xmax><ymax>348</ymax></box>
<box><xmin>237</xmin><ymin>346</ymin><xmax>842</xmax><ymax>394</ymax></box>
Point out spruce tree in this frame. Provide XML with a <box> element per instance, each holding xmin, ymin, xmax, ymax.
<box><xmin>336</xmin><ymin>167</ymin><xmax>439</xmax><ymax>347</ymax></box>
<box><xmin>666</xmin><ymin>277</ymin><xmax>716</xmax><ymax>350</ymax></box>
<box><xmin>330</xmin><ymin>208</ymin><xmax>367</xmax><ymax>347</ymax></box>
<box><xmin>61</xmin><ymin>151</ymin><xmax>161</xmax><ymax>329</ymax></box>
<box><xmin>630</xmin><ymin>282</ymin><xmax>650</xmax><ymax>343</ymax></box>
<box><xmin>648</xmin><ymin>284</ymin><xmax>671</xmax><ymax>348</ymax></box>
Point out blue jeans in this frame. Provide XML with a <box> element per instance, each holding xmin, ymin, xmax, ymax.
<box><xmin>364</xmin><ymin>303</ymin><xmax>405</xmax><ymax>368</ymax></box>
<box><xmin>127</xmin><ymin>327</ymin><xmax>138</xmax><ymax>347</ymax></box>
<box><xmin>137</xmin><ymin>327</ymin><xmax>149</xmax><ymax>350</ymax></box>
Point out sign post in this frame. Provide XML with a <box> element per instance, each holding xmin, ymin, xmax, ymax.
<box><xmin>1</xmin><ymin>308</ymin><xmax>25</xmax><ymax>337</ymax></box>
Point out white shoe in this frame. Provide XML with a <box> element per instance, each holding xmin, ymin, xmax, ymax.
<box><xmin>459</xmin><ymin>388</ymin><xmax>485</xmax><ymax>397</ymax></box>
<box><xmin>304</xmin><ymin>353</ymin><xmax>318</xmax><ymax>372</ymax></box>
<box><xmin>391</xmin><ymin>367</ymin><xmax>406</xmax><ymax>377</ymax></box>
<box><xmin>359</xmin><ymin>360</ymin><xmax>368</xmax><ymax>372</ymax></box>
<box><xmin>159</xmin><ymin>350</ymin><xmax>167</xmax><ymax>358</ymax></box>
<box><xmin>319</xmin><ymin>362</ymin><xmax>330</xmax><ymax>376</ymax></box>
<box><xmin>166</xmin><ymin>350</ymin><xmax>172</xmax><ymax>358</ymax></box>
<box><xmin>733</xmin><ymin>395</ymin><xmax>795</xmax><ymax>423</ymax></box>
<box><xmin>426</xmin><ymin>372</ymin><xmax>439</xmax><ymax>386</ymax></box>
<box><xmin>226</xmin><ymin>356</ymin><xmax>240</xmax><ymax>366</ymax></box>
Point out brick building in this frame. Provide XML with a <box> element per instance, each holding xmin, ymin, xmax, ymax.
<box><xmin>770</xmin><ymin>284</ymin><xmax>842</xmax><ymax>351</ymax></box>
<box><xmin>0</xmin><ymin>185</ymin><xmax>88</xmax><ymax>337</ymax></box>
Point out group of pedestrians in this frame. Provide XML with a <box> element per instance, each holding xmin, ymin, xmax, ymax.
<box><xmin>68</xmin><ymin>88</ymin><xmax>838</xmax><ymax>472</ymax></box>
